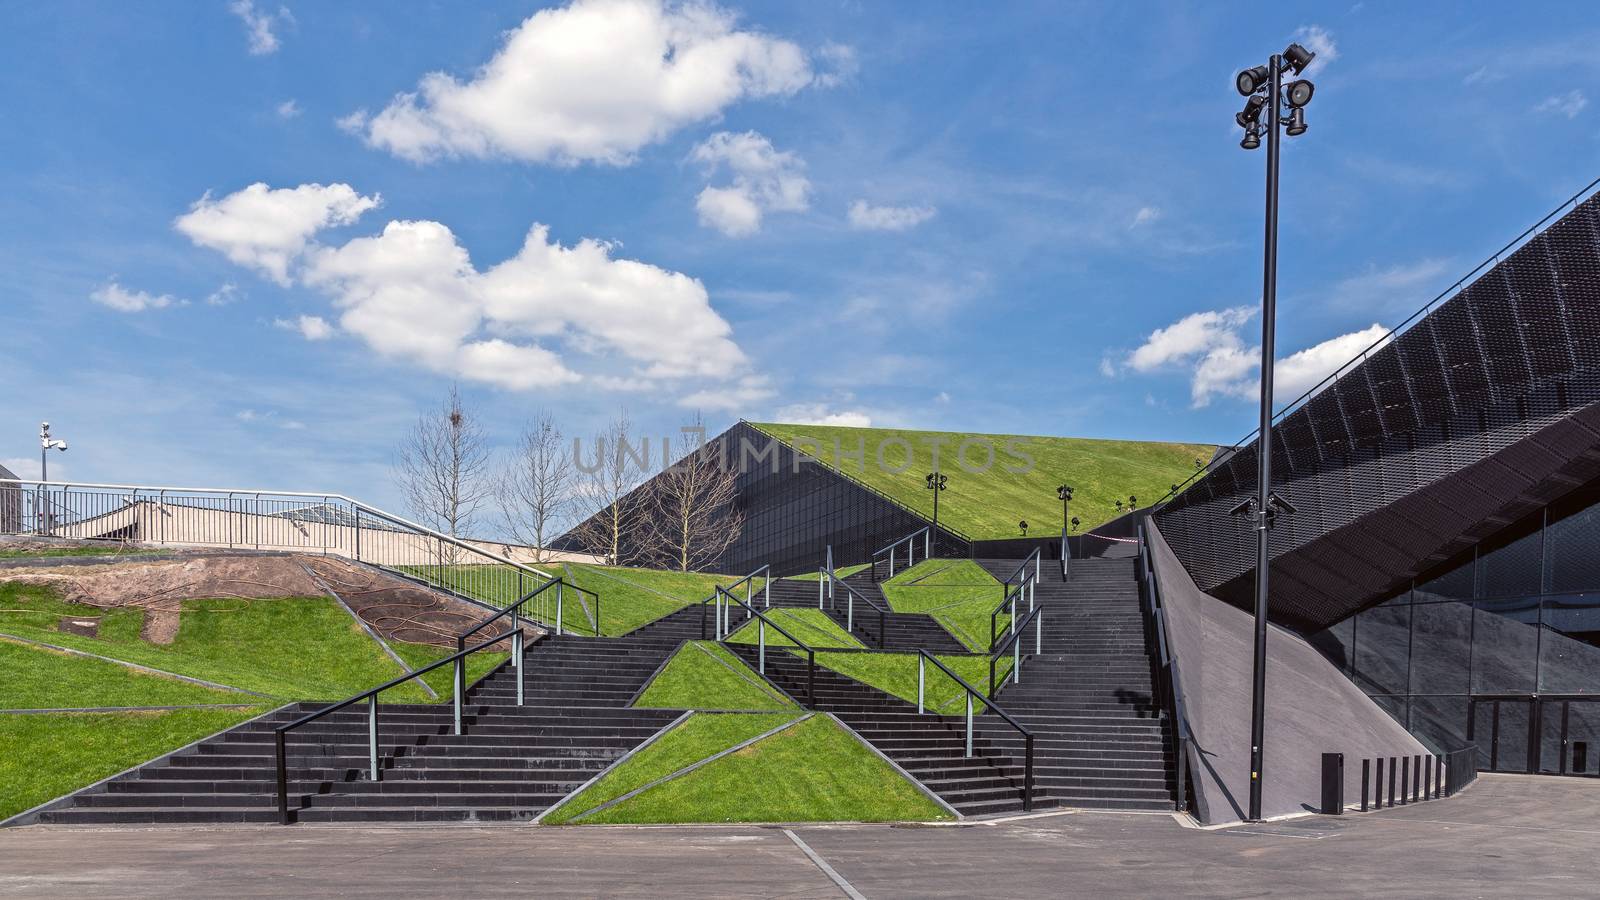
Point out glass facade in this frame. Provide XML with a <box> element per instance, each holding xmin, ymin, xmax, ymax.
<box><xmin>1309</xmin><ymin>482</ymin><xmax>1600</xmax><ymax>776</ymax></box>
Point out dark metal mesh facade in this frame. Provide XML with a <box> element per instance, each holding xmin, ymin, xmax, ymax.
<box><xmin>1155</xmin><ymin>192</ymin><xmax>1600</xmax><ymax>632</ymax></box>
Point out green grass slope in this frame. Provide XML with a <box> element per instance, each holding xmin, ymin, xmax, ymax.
<box><xmin>880</xmin><ymin>559</ymin><xmax>1007</xmax><ymax>652</ymax></box>
<box><xmin>812</xmin><ymin>650</ymin><xmax>1009</xmax><ymax>714</ymax></box>
<box><xmin>579</xmin><ymin>714</ymin><xmax>949</xmax><ymax>824</ymax></box>
<box><xmin>634</xmin><ymin>641</ymin><xmax>795</xmax><ymax>710</ymax></box>
<box><xmin>0</xmin><ymin>639</ymin><xmax>254</xmax><ymax>709</ymax></box>
<box><xmin>753</xmin><ymin>422</ymin><xmax>1212</xmax><ymax>538</ymax></box>
<box><xmin>725</xmin><ymin>608</ymin><xmax>864</xmax><ymax>649</ymax></box>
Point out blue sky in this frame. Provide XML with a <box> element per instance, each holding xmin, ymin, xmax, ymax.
<box><xmin>4</xmin><ymin>0</ymin><xmax>1599</xmax><ymax>513</ymax></box>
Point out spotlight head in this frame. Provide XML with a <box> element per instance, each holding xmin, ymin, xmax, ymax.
<box><xmin>1285</xmin><ymin>79</ymin><xmax>1315</xmax><ymax>108</ymax></box>
<box><xmin>1240</xmin><ymin>129</ymin><xmax>1261</xmax><ymax>150</ymax></box>
<box><xmin>1236</xmin><ymin>65</ymin><xmax>1269</xmax><ymax>96</ymax></box>
<box><xmin>1284</xmin><ymin>107</ymin><xmax>1308</xmax><ymax>136</ymax></box>
<box><xmin>1237</xmin><ymin>94</ymin><xmax>1266</xmax><ymax>126</ymax></box>
<box><xmin>1283</xmin><ymin>42</ymin><xmax>1316</xmax><ymax>75</ymax></box>
<box><xmin>1057</xmin><ymin>485</ymin><xmax>1073</xmax><ymax>501</ymax></box>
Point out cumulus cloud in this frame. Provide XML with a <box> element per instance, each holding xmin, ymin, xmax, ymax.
<box><xmin>91</xmin><ymin>282</ymin><xmax>180</xmax><ymax>312</ymax></box>
<box><xmin>276</xmin><ymin>99</ymin><xmax>302</xmax><ymax>119</ymax></box>
<box><xmin>205</xmin><ymin>283</ymin><xmax>240</xmax><ymax>306</ymax></box>
<box><xmin>691</xmin><ymin>131</ymin><xmax>809</xmax><ymax>237</ymax></box>
<box><xmin>1130</xmin><ymin>206</ymin><xmax>1162</xmax><ymax>228</ymax></box>
<box><xmin>1121</xmin><ymin>305</ymin><xmax>1390</xmax><ymax>407</ymax></box>
<box><xmin>679</xmin><ymin>375</ymin><xmax>777</xmax><ymax>411</ymax></box>
<box><xmin>1330</xmin><ymin>258</ymin><xmax>1451</xmax><ymax>311</ymax></box>
<box><xmin>275</xmin><ymin>314</ymin><xmax>333</xmax><ymax>340</ymax></box>
<box><xmin>847</xmin><ymin>200</ymin><xmax>936</xmax><ymax>232</ymax></box>
<box><xmin>182</xmin><ymin>182</ymin><xmax>753</xmax><ymax>396</ymax></box>
<box><xmin>772</xmin><ymin>402</ymin><xmax>872</xmax><ymax>428</ymax></box>
<box><xmin>352</xmin><ymin>0</ymin><xmax>830</xmax><ymax>166</ymax></box>
<box><xmin>174</xmin><ymin>182</ymin><xmax>380</xmax><ymax>285</ymax></box>
<box><xmin>1534</xmin><ymin>90</ymin><xmax>1588</xmax><ymax>119</ymax></box>
<box><xmin>230</xmin><ymin>0</ymin><xmax>292</xmax><ymax>56</ymax></box>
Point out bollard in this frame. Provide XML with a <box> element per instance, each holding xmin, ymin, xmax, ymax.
<box><xmin>1320</xmin><ymin>753</ymin><xmax>1344</xmax><ymax>814</ymax></box>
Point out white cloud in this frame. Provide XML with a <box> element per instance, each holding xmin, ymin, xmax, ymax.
<box><xmin>1123</xmin><ymin>305</ymin><xmax>1391</xmax><ymax>407</ymax></box>
<box><xmin>205</xmin><ymin>283</ymin><xmax>240</xmax><ymax>306</ymax></box>
<box><xmin>1534</xmin><ymin>90</ymin><xmax>1588</xmax><ymax>119</ymax></box>
<box><xmin>230</xmin><ymin>0</ymin><xmax>292</xmax><ymax>56</ymax></box>
<box><xmin>847</xmin><ymin>200</ymin><xmax>936</xmax><ymax>232</ymax></box>
<box><xmin>1130</xmin><ymin>206</ymin><xmax>1162</xmax><ymax>228</ymax></box>
<box><xmin>1330</xmin><ymin>258</ymin><xmax>1451</xmax><ymax>311</ymax></box>
<box><xmin>1125</xmin><ymin>306</ymin><xmax>1256</xmax><ymax>373</ymax></box>
<box><xmin>174</xmin><ymin>182</ymin><xmax>380</xmax><ymax>285</ymax></box>
<box><xmin>934</xmin><ymin>391</ymin><xmax>951</xmax><ymax>405</ymax></box>
<box><xmin>91</xmin><ymin>281</ymin><xmax>179</xmax><ymax>312</ymax></box>
<box><xmin>1292</xmin><ymin>25</ymin><xmax>1337</xmax><ymax>75</ymax></box>
<box><xmin>235</xmin><ymin>409</ymin><xmax>263</xmax><ymax>422</ymax></box>
<box><xmin>182</xmin><ymin>182</ymin><xmax>753</xmax><ymax>395</ymax></box>
<box><xmin>679</xmin><ymin>375</ymin><xmax>776</xmax><ymax>411</ymax></box>
<box><xmin>353</xmin><ymin>0</ymin><xmax>829</xmax><ymax>166</ymax></box>
<box><xmin>276</xmin><ymin>99</ymin><xmax>302</xmax><ymax>119</ymax></box>
<box><xmin>691</xmin><ymin>131</ymin><xmax>809</xmax><ymax>237</ymax></box>
<box><xmin>275</xmin><ymin>314</ymin><xmax>333</xmax><ymax>341</ymax></box>
<box><xmin>1098</xmin><ymin>355</ymin><xmax>1117</xmax><ymax>378</ymax></box>
<box><xmin>772</xmin><ymin>402</ymin><xmax>872</xmax><ymax>428</ymax></box>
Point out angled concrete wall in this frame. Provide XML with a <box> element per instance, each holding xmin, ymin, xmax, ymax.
<box><xmin>1148</xmin><ymin>522</ymin><xmax>1428</xmax><ymax>823</ymax></box>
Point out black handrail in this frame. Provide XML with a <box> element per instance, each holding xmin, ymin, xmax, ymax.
<box><xmin>1001</xmin><ymin>547</ymin><xmax>1041</xmax><ymax>593</ymax></box>
<box><xmin>989</xmin><ymin>579</ymin><xmax>1030</xmax><ymax>648</ymax></box>
<box><xmin>989</xmin><ymin>604</ymin><xmax>1042</xmax><ymax>697</ymax></box>
<box><xmin>560</xmin><ymin>580</ymin><xmax>602</xmax><ymax>635</ymax></box>
<box><xmin>1149</xmin><ymin>174</ymin><xmax>1600</xmax><ymax>515</ymax></box>
<box><xmin>1138</xmin><ymin>520</ymin><xmax>1192</xmax><ymax>813</ymax></box>
<box><xmin>273</xmin><ymin>626</ymin><xmax>528</xmax><ymax>824</ymax></box>
<box><xmin>711</xmin><ymin>585</ymin><xmax>816</xmax><ymax>706</ymax></box>
<box><xmin>825</xmin><ymin>570</ymin><xmax>887</xmax><ymax>649</ymax></box>
<box><xmin>916</xmin><ymin>650</ymin><xmax>1035</xmax><ymax>812</ymax></box>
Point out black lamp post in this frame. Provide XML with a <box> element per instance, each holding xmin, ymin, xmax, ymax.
<box><xmin>1056</xmin><ymin>485</ymin><xmax>1073</xmax><ymax>534</ymax></box>
<box><xmin>1234</xmin><ymin>40</ymin><xmax>1318</xmax><ymax>823</ymax></box>
<box><xmin>925</xmin><ymin>471</ymin><xmax>947</xmax><ymax>545</ymax></box>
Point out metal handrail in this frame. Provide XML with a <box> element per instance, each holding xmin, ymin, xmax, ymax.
<box><xmin>1149</xmin><ymin>174</ymin><xmax>1600</xmax><ymax>514</ymax></box>
<box><xmin>988</xmin><ymin>574</ymin><xmax>1034</xmax><ymax>648</ymax></box>
<box><xmin>710</xmin><ymin>586</ymin><xmax>816</xmax><ymax>706</ymax></box>
<box><xmin>988</xmin><ymin>604</ymin><xmax>1043</xmax><ymax>697</ymax></box>
<box><xmin>722</xmin><ymin>564</ymin><xmax>771</xmax><ymax>609</ymax></box>
<box><xmin>1001</xmin><ymin>547</ymin><xmax>1042</xmax><ymax>592</ymax></box>
<box><xmin>825</xmin><ymin>570</ymin><xmax>887</xmax><ymax>649</ymax></box>
<box><xmin>915</xmin><ymin>649</ymin><xmax>1035</xmax><ymax>812</ymax></box>
<box><xmin>1139</xmin><ymin>520</ymin><xmax>1192</xmax><ymax>813</ymax></box>
<box><xmin>699</xmin><ymin>565</ymin><xmax>772</xmax><ymax>637</ymax></box>
<box><xmin>272</xmin><ymin>626</ymin><xmax>528</xmax><ymax>824</ymax></box>
<box><xmin>869</xmin><ymin>525</ymin><xmax>932</xmax><ymax>582</ymax></box>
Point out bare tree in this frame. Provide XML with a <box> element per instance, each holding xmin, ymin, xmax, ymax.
<box><xmin>395</xmin><ymin>385</ymin><xmax>491</xmax><ymax>551</ymax></box>
<box><xmin>497</xmin><ymin>411</ymin><xmax>573</xmax><ymax>562</ymax></box>
<box><xmin>641</xmin><ymin>422</ymin><xmax>743</xmax><ymax>572</ymax></box>
<box><xmin>570</xmin><ymin>413</ymin><xmax>648</xmax><ymax>565</ymax></box>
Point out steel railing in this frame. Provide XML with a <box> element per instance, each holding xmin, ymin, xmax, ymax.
<box><xmin>1138</xmin><ymin>520</ymin><xmax>1192</xmax><ymax>813</ymax></box>
<box><xmin>272</xmin><ymin>624</ymin><xmax>528</xmax><ymax>824</ymax></box>
<box><xmin>1001</xmin><ymin>546</ymin><xmax>1040</xmax><ymax>607</ymax></box>
<box><xmin>915</xmin><ymin>650</ymin><xmax>1036</xmax><ymax>811</ymax></box>
<box><xmin>1148</xmin><ymin>175</ymin><xmax>1600</xmax><ymax>515</ymax></box>
<box><xmin>870</xmin><ymin>526</ymin><xmax>931</xmax><ymax>581</ymax></box>
<box><xmin>989</xmin><ymin>569</ymin><xmax>1035</xmax><ymax>649</ymax></box>
<box><xmin>1354</xmin><ymin>745</ymin><xmax>1478</xmax><ymax>812</ymax></box>
<box><xmin>0</xmin><ymin>479</ymin><xmax>580</xmax><ymax>630</ymax></box>
<box><xmin>706</xmin><ymin>585</ymin><xmax>817</xmax><ymax>705</ymax></box>
<box><xmin>700</xmin><ymin>565</ymin><xmax>771</xmax><ymax>637</ymax></box>
<box><xmin>822</xmin><ymin>570</ymin><xmax>888</xmax><ymax>649</ymax></box>
<box><xmin>1059</xmin><ymin>527</ymin><xmax>1070</xmax><ymax>581</ymax></box>
<box><xmin>988</xmin><ymin>604</ymin><xmax>1042</xmax><ymax>697</ymax></box>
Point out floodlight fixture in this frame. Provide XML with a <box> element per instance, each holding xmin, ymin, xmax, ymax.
<box><xmin>1283</xmin><ymin>42</ymin><xmax>1316</xmax><ymax>74</ymax></box>
<box><xmin>1285</xmin><ymin>79</ymin><xmax>1315</xmax><ymax>108</ymax></box>
<box><xmin>1236</xmin><ymin>65</ymin><xmax>1269</xmax><ymax>96</ymax></box>
<box><xmin>1284</xmin><ymin>107</ymin><xmax>1308</xmax><ymax>136</ymax></box>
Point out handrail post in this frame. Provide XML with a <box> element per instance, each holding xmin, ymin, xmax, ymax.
<box><xmin>924</xmin><ymin>527</ymin><xmax>930</xmax><ymax>560</ymax></box>
<box><xmin>555</xmin><ymin>581</ymin><xmax>564</xmax><ymax>636</ymax></box>
<box><xmin>763</xmin><ymin>572</ymin><xmax>770</xmax><ymax>609</ymax></box>
<box><xmin>917</xmin><ymin>654</ymin><xmax>925</xmax><ymax>714</ymax></box>
<box><xmin>1035</xmin><ymin>609</ymin><xmax>1043</xmax><ymax>656</ymax></box>
<box><xmin>1013</xmin><ymin>625</ymin><xmax>1021</xmax><ymax>684</ymax></box>
<box><xmin>275</xmin><ymin>730</ymin><xmax>289</xmax><ymax>825</ymax></box>
<box><xmin>453</xmin><ymin>657</ymin><xmax>464</xmax><ymax>735</ymax></box>
<box><xmin>367</xmin><ymin>694</ymin><xmax>380</xmax><ymax>781</ymax></box>
<box><xmin>965</xmin><ymin>693</ymin><xmax>974</xmax><ymax>757</ymax></box>
<box><xmin>847</xmin><ymin>590</ymin><xmax>854</xmax><ymax>634</ymax></box>
<box><xmin>758</xmin><ymin>618</ymin><xmax>766</xmax><ymax>674</ymax></box>
<box><xmin>1024</xmin><ymin>734</ymin><xmax>1035</xmax><ymax>812</ymax></box>
<box><xmin>807</xmin><ymin>651</ymin><xmax>816</xmax><ymax>707</ymax></box>
<box><xmin>515</xmin><ymin>629</ymin><xmax>525</xmax><ymax>706</ymax></box>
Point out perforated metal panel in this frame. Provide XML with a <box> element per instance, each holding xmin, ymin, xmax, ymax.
<box><xmin>1155</xmin><ymin>193</ymin><xmax>1600</xmax><ymax>632</ymax></box>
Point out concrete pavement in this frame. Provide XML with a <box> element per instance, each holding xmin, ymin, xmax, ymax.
<box><xmin>0</xmin><ymin>774</ymin><xmax>1594</xmax><ymax>898</ymax></box>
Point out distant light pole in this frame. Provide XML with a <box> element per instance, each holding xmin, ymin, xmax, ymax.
<box><xmin>1056</xmin><ymin>485</ymin><xmax>1074</xmax><ymax>536</ymax></box>
<box><xmin>1018</xmin><ymin>520</ymin><xmax>1028</xmax><ymax>537</ymax></box>
<box><xmin>1234</xmin><ymin>40</ymin><xmax>1318</xmax><ymax>823</ymax></box>
<box><xmin>38</xmin><ymin>422</ymin><xmax>67</xmax><ymax>534</ymax></box>
<box><xmin>925</xmin><ymin>471</ymin><xmax>948</xmax><ymax>548</ymax></box>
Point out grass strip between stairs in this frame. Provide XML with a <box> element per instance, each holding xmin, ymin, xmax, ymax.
<box><xmin>633</xmin><ymin>641</ymin><xmax>796</xmax><ymax>710</ymax></box>
<box><xmin>809</xmin><ymin>650</ymin><xmax>1013</xmax><ymax>715</ymax></box>
<box><xmin>576</xmin><ymin>713</ymin><xmax>952</xmax><ymax>824</ymax></box>
<box><xmin>724</xmin><ymin>608</ymin><xmax>864</xmax><ymax>649</ymax></box>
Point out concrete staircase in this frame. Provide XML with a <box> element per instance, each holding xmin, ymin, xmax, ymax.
<box><xmin>761</xmin><ymin>576</ymin><xmax>969</xmax><ymax>653</ymax></box>
<box><xmin>974</xmin><ymin>556</ymin><xmax>1176</xmax><ymax>812</ymax></box>
<box><xmin>26</xmin><ymin>606</ymin><xmax>708</xmax><ymax>825</ymax></box>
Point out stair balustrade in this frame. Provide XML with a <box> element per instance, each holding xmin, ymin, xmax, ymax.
<box><xmin>707</xmin><ymin>585</ymin><xmax>817</xmax><ymax>706</ymax></box>
<box><xmin>914</xmin><ymin>651</ymin><xmax>1036</xmax><ymax>812</ymax></box>
<box><xmin>1137</xmin><ymin>521</ymin><xmax>1193</xmax><ymax>813</ymax></box>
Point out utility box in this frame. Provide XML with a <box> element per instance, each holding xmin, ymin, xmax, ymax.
<box><xmin>1320</xmin><ymin>752</ymin><xmax>1345</xmax><ymax>814</ymax></box>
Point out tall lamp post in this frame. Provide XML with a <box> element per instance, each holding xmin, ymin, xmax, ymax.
<box><xmin>1057</xmin><ymin>485</ymin><xmax>1073</xmax><ymax>561</ymax></box>
<box><xmin>925</xmin><ymin>471</ymin><xmax>947</xmax><ymax>554</ymax></box>
<box><xmin>1233</xmin><ymin>41</ymin><xmax>1318</xmax><ymax>823</ymax></box>
<box><xmin>38</xmin><ymin>422</ymin><xmax>68</xmax><ymax>535</ymax></box>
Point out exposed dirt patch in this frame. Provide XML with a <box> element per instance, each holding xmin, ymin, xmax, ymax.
<box><xmin>301</xmin><ymin>558</ymin><xmax>517</xmax><ymax>648</ymax></box>
<box><xmin>139</xmin><ymin>608</ymin><xmax>181</xmax><ymax>645</ymax></box>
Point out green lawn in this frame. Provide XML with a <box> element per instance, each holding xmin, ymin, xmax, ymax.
<box><xmin>753</xmin><ymin>421</ymin><xmax>1212</xmax><ymax>538</ymax></box>
<box><xmin>880</xmin><ymin>560</ymin><xmax>1009</xmax><ymax>651</ymax></box>
<box><xmin>0</xmin><ymin>582</ymin><xmax>465</xmax><ymax>703</ymax></box>
<box><xmin>633</xmin><ymin>641</ymin><xmax>795</xmax><ymax>710</ymax></box>
<box><xmin>0</xmin><ymin>545</ymin><xmax>165</xmax><ymax>559</ymax></box>
<box><xmin>542</xmin><ymin>711</ymin><xmax>797</xmax><ymax>824</ymax></box>
<box><xmin>725</xmin><ymin>608</ymin><xmax>864</xmax><ymax>649</ymax></box>
<box><xmin>562</xmin><ymin>563</ymin><xmax>767</xmax><ymax>636</ymax></box>
<box><xmin>0</xmin><ymin>639</ymin><xmax>254</xmax><ymax>709</ymax></box>
<box><xmin>580</xmin><ymin>713</ymin><xmax>950</xmax><ymax>824</ymax></box>
<box><xmin>811</xmin><ymin>650</ymin><xmax>1011</xmax><ymax>714</ymax></box>
<box><xmin>786</xmin><ymin>564</ymin><xmax>870</xmax><ymax>581</ymax></box>
<box><xmin>0</xmin><ymin>708</ymin><xmax>264</xmax><ymax>820</ymax></box>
